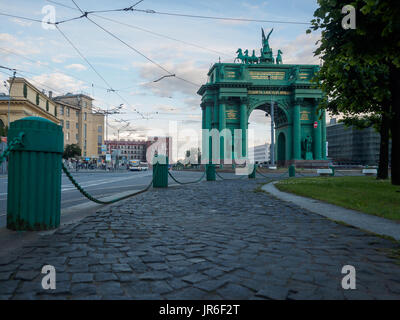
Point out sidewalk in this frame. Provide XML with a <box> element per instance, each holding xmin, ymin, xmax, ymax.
<box><xmin>0</xmin><ymin>178</ymin><xmax>399</xmax><ymax>299</ymax></box>
<box><xmin>262</xmin><ymin>182</ymin><xmax>400</xmax><ymax>241</ymax></box>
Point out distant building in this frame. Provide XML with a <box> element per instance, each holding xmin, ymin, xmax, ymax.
<box><xmin>105</xmin><ymin>140</ymin><xmax>148</xmax><ymax>162</ymax></box>
<box><xmin>249</xmin><ymin>143</ymin><xmax>270</xmax><ymax>164</ymax></box>
<box><xmin>326</xmin><ymin>119</ymin><xmax>391</xmax><ymax>166</ymax></box>
<box><xmin>105</xmin><ymin>136</ymin><xmax>172</xmax><ymax>163</ymax></box>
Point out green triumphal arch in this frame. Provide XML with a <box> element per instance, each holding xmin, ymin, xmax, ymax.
<box><xmin>198</xmin><ymin>29</ymin><xmax>327</xmax><ymax>167</ymax></box>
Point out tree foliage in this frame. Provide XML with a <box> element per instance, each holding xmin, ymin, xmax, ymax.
<box><xmin>309</xmin><ymin>0</ymin><xmax>400</xmax><ymax>184</ymax></box>
<box><xmin>63</xmin><ymin>144</ymin><xmax>81</xmax><ymax>159</ymax></box>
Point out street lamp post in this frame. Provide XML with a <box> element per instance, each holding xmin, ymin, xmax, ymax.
<box><xmin>7</xmin><ymin>71</ymin><xmax>16</xmax><ymax>128</ymax></box>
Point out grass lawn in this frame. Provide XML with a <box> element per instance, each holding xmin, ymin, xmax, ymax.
<box><xmin>275</xmin><ymin>176</ymin><xmax>400</xmax><ymax>221</ymax></box>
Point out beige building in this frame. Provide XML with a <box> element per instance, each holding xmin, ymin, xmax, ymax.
<box><xmin>0</xmin><ymin>77</ymin><xmax>105</xmax><ymax>159</ymax></box>
<box><xmin>0</xmin><ymin>77</ymin><xmax>59</xmax><ymax>127</ymax></box>
<box><xmin>53</xmin><ymin>93</ymin><xmax>105</xmax><ymax>158</ymax></box>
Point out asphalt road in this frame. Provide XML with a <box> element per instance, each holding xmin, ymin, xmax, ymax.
<box><xmin>0</xmin><ymin>169</ymin><xmax>207</xmax><ymax>228</ymax></box>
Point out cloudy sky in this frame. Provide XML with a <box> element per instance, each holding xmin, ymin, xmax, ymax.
<box><xmin>0</xmin><ymin>0</ymin><xmax>320</xmax><ymax>160</ymax></box>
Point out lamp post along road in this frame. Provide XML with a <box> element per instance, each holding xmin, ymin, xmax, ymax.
<box><xmin>7</xmin><ymin>71</ymin><xmax>16</xmax><ymax>128</ymax></box>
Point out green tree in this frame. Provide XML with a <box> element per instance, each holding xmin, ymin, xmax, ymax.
<box><xmin>63</xmin><ymin>144</ymin><xmax>81</xmax><ymax>159</ymax></box>
<box><xmin>309</xmin><ymin>0</ymin><xmax>400</xmax><ymax>184</ymax></box>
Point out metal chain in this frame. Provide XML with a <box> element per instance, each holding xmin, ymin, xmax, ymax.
<box><xmin>62</xmin><ymin>163</ymin><xmax>153</xmax><ymax>204</ymax></box>
<box><xmin>0</xmin><ymin>132</ymin><xmax>25</xmax><ymax>165</ymax></box>
<box><xmin>215</xmin><ymin>171</ymin><xmax>246</xmax><ymax>180</ymax></box>
<box><xmin>168</xmin><ymin>170</ymin><xmax>206</xmax><ymax>185</ymax></box>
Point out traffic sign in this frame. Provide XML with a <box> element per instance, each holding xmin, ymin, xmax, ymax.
<box><xmin>314</xmin><ymin>121</ymin><xmax>318</xmax><ymax>128</ymax></box>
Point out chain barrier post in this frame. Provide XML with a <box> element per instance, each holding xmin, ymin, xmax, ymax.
<box><xmin>206</xmin><ymin>163</ymin><xmax>216</xmax><ymax>181</ymax></box>
<box><xmin>152</xmin><ymin>154</ymin><xmax>168</xmax><ymax>188</ymax></box>
<box><xmin>7</xmin><ymin>117</ymin><xmax>63</xmax><ymax>231</ymax></box>
<box><xmin>289</xmin><ymin>164</ymin><xmax>296</xmax><ymax>177</ymax></box>
<box><xmin>248</xmin><ymin>163</ymin><xmax>257</xmax><ymax>179</ymax></box>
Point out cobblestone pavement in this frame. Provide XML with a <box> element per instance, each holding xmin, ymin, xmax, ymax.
<box><xmin>1</xmin><ymin>179</ymin><xmax>400</xmax><ymax>300</ymax></box>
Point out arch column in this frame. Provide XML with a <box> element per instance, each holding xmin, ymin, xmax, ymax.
<box><xmin>292</xmin><ymin>101</ymin><xmax>301</xmax><ymax>160</ymax></box>
<box><xmin>313</xmin><ymin>103</ymin><xmax>322</xmax><ymax>160</ymax></box>
<box><xmin>219</xmin><ymin>99</ymin><xmax>226</xmax><ymax>163</ymax></box>
<box><xmin>240</xmin><ymin>98</ymin><xmax>248</xmax><ymax>158</ymax></box>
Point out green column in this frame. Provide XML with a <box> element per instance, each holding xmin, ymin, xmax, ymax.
<box><xmin>321</xmin><ymin>109</ymin><xmax>327</xmax><ymax>159</ymax></box>
<box><xmin>219</xmin><ymin>101</ymin><xmax>226</xmax><ymax>164</ymax></box>
<box><xmin>205</xmin><ymin>105</ymin><xmax>212</xmax><ymax>163</ymax></box>
<box><xmin>292</xmin><ymin>104</ymin><xmax>301</xmax><ymax>160</ymax></box>
<box><xmin>240</xmin><ymin>102</ymin><xmax>247</xmax><ymax>158</ymax></box>
<box><xmin>313</xmin><ymin>107</ymin><xmax>322</xmax><ymax>160</ymax></box>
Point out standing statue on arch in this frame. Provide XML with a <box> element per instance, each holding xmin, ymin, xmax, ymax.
<box><xmin>260</xmin><ymin>28</ymin><xmax>274</xmax><ymax>64</ymax></box>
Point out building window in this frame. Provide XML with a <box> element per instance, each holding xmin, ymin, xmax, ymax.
<box><xmin>66</xmin><ymin>121</ymin><xmax>70</xmax><ymax>129</ymax></box>
<box><xmin>98</xmin><ymin>135</ymin><xmax>102</xmax><ymax>145</ymax></box>
<box><xmin>76</xmin><ymin>111</ymin><xmax>79</xmax><ymax>117</ymax></box>
<box><xmin>36</xmin><ymin>93</ymin><xmax>39</xmax><ymax>105</ymax></box>
<box><xmin>98</xmin><ymin>126</ymin><xmax>102</xmax><ymax>133</ymax></box>
<box><xmin>54</xmin><ymin>106</ymin><xmax>57</xmax><ymax>117</ymax></box>
<box><xmin>23</xmin><ymin>84</ymin><xmax>27</xmax><ymax>98</ymax></box>
<box><xmin>66</xmin><ymin>108</ymin><xmax>70</xmax><ymax>117</ymax></box>
<box><xmin>84</xmin><ymin>124</ymin><xmax>87</xmax><ymax>139</ymax></box>
<box><xmin>84</xmin><ymin>112</ymin><xmax>87</xmax><ymax>121</ymax></box>
<box><xmin>66</xmin><ymin>132</ymin><xmax>70</xmax><ymax>141</ymax></box>
<box><xmin>60</xmin><ymin>120</ymin><xmax>64</xmax><ymax>127</ymax></box>
<box><xmin>76</xmin><ymin>122</ymin><xmax>79</xmax><ymax>129</ymax></box>
<box><xmin>46</xmin><ymin>101</ymin><xmax>49</xmax><ymax>112</ymax></box>
<box><xmin>76</xmin><ymin>133</ymin><xmax>79</xmax><ymax>141</ymax></box>
<box><xmin>60</xmin><ymin>106</ymin><xmax>64</xmax><ymax>115</ymax></box>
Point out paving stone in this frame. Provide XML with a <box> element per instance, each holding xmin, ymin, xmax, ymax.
<box><xmin>217</xmin><ymin>283</ymin><xmax>254</xmax><ymax>299</ymax></box>
<box><xmin>138</xmin><ymin>271</ymin><xmax>171</xmax><ymax>281</ymax></box>
<box><xmin>182</xmin><ymin>273</ymin><xmax>208</xmax><ymax>284</ymax></box>
<box><xmin>94</xmin><ymin>272</ymin><xmax>118</xmax><ymax>282</ymax></box>
<box><xmin>112</xmin><ymin>264</ymin><xmax>132</xmax><ymax>273</ymax></box>
<box><xmin>71</xmin><ymin>273</ymin><xmax>94</xmax><ymax>283</ymax></box>
<box><xmin>0</xmin><ymin>178</ymin><xmax>400</xmax><ymax>300</ymax></box>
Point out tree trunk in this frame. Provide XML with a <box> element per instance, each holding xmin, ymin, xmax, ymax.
<box><xmin>389</xmin><ymin>64</ymin><xmax>400</xmax><ymax>185</ymax></box>
<box><xmin>377</xmin><ymin>106</ymin><xmax>390</xmax><ymax>180</ymax></box>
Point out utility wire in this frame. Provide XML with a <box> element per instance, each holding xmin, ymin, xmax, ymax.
<box><xmin>45</xmin><ymin>0</ymin><xmax>230</xmax><ymax>57</ymax></box>
<box><xmin>70</xmin><ymin>1</ymin><xmax>200</xmax><ymax>87</ymax></box>
<box><xmin>130</xmin><ymin>8</ymin><xmax>310</xmax><ymax>25</ymax></box>
<box><xmin>55</xmin><ymin>24</ymin><xmax>115</xmax><ymax>91</ymax></box>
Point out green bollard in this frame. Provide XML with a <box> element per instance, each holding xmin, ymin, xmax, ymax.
<box><xmin>152</xmin><ymin>155</ymin><xmax>168</xmax><ymax>188</ymax></box>
<box><xmin>7</xmin><ymin>117</ymin><xmax>63</xmax><ymax>231</ymax></box>
<box><xmin>289</xmin><ymin>164</ymin><xmax>296</xmax><ymax>177</ymax></box>
<box><xmin>248</xmin><ymin>164</ymin><xmax>257</xmax><ymax>179</ymax></box>
<box><xmin>206</xmin><ymin>164</ymin><xmax>216</xmax><ymax>181</ymax></box>
<box><xmin>329</xmin><ymin>165</ymin><xmax>335</xmax><ymax>176</ymax></box>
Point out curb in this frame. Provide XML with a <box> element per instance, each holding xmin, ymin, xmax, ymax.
<box><xmin>262</xmin><ymin>181</ymin><xmax>400</xmax><ymax>241</ymax></box>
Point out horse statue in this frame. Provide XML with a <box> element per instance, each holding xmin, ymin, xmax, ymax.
<box><xmin>234</xmin><ymin>48</ymin><xmax>250</xmax><ymax>64</ymax></box>
<box><xmin>276</xmin><ymin>49</ymin><xmax>283</xmax><ymax>64</ymax></box>
<box><xmin>249</xmin><ymin>50</ymin><xmax>259</xmax><ymax>64</ymax></box>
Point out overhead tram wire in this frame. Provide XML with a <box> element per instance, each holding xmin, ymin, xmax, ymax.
<box><xmin>55</xmin><ymin>24</ymin><xmax>147</xmax><ymax>119</ymax></box>
<box><xmin>45</xmin><ymin>0</ymin><xmax>229</xmax><ymax>57</ymax></box>
<box><xmin>129</xmin><ymin>8</ymin><xmax>311</xmax><ymax>25</ymax></box>
<box><xmin>45</xmin><ymin>0</ymin><xmax>310</xmax><ymax>25</ymax></box>
<box><xmin>78</xmin><ymin>14</ymin><xmax>201</xmax><ymax>87</ymax></box>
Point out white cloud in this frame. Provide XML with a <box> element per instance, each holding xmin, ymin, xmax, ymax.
<box><xmin>136</xmin><ymin>61</ymin><xmax>208</xmax><ymax>100</ymax></box>
<box><xmin>0</xmin><ymin>33</ymin><xmax>40</xmax><ymax>56</ymax></box>
<box><xmin>31</xmin><ymin>72</ymin><xmax>87</xmax><ymax>95</ymax></box>
<box><xmin>274</xmin><ymin>33</ymin><xmax>321</xmax><ymax>65</ymax></box>
<box><xmin>9</xmin><ymin>18</ymin><xmax>33</xmax><ymax>27</ymax></box>
<box><xmin>65</xmin><ymin>64</ymin><xmax>87</xmax><ymax>71</ymax></box>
